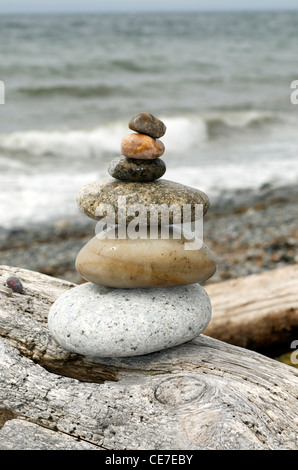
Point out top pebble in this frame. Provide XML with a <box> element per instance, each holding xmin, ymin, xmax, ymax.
<box><xmin>129</xmin><ymin>112</ymin><xmax>166</xmax><ymax>139</ymax></box>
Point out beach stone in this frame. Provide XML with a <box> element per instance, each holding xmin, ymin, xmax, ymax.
<box><xmin>108</xmin><ymin>156</ymin><xmax>166</xmax><ymax>182</ymax></box>
<box><xmin>6</xmin><ymin>277</ymin><xmax>23</xmax><ymax>294</ymax></box>
<box><xmin>47</xmin><ymin>282</ymin><xmax>212</xmax><ymax>358</ymax></box>
<box><xmin>129</xmin><ymin>112</ymin><xmax>166</xmax><ymax>139</ymax></box>
<box><xmin>121</xmin><ymin>133</ymin><xmax>165</xmax><ymax>160</ymax></box>
<box><xmin>77</xmin><ymin>178</ymin><xmax>210</xmax><ymax>225</ymax></box>
<box><xmin>75</xmin><ymin>228</ymin><xmax>217</xmax><ymax>288</ymax></box>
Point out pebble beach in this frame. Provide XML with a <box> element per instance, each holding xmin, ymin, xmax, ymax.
<box><xmin>1</xmin><ymin>183</ymin><xmax>297</xmax><ymax>286</ymax></box>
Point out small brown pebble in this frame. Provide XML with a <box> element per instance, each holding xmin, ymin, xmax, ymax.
<box><xmin>129</xmin><ymin>112</ymin><xmax>166</xmax><ymax>139</ymax></box>
<box><xmin>6</xmin><ymin>277</ymin><xmax>24</xmax><ymax>294</ymax></box>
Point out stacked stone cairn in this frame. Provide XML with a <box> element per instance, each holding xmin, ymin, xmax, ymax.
<box><xmin>48</xmin><ymin>113</ymin><xmax>217</xmax><ymax>358</ymax></box>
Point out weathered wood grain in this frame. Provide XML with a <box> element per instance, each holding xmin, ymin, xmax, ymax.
<box><xmin>0</xmin><ymin>419</ymin><xmax>100</xmax><ymax>450</ymax></box>
<box><xmin>0</xmin><ymin>265</ymin><xmax>297</xmax><ymax>450</ymax></box>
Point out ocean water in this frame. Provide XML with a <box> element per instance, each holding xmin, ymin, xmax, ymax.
<box><xmin>0</xmin><ymin>11</ymin><xmax>298</xmax><ymax>229</ymax></box>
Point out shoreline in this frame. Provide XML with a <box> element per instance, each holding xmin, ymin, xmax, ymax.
<box><xmin>0</xmin><ymin>183</ymin><xmax>297</xmax><ymax>285</ymax></box>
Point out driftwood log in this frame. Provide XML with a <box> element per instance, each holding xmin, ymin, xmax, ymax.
<box><xmin>0</xmin><ymin>264</ymin><xmax>297</xmax><ymax>450</ymax></box>
<box><xmin>204</xmin><ymin>264</ymin><xmax>298</xmax><ymax>355</ymax></box>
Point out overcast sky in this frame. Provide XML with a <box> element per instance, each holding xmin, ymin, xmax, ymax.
<box><xmin>1</xmin><ymin>0</ymin><xmax>298</xmax><ymax>14</ymax></box>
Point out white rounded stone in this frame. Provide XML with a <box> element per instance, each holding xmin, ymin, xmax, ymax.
<box><xmin>48</xmin><ymin>282</ymin><xmax>212</xmax><ymax>358</ymax></box>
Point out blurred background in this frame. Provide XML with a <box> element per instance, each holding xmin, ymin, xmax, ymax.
<box><xmin>0</xmin><ymin>0</ymin><xmax>297</xmax><ymax>286</ymax></box>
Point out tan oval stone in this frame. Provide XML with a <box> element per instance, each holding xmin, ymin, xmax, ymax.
<box><xmin>75</xmin><ymin>228</ymin><xmax>217</xmax><ymax>288</ymax></box>
<box><xmin>76</xmin><ymin>179</ymin><xmax>210</xmax><ymax>225</ymax></box>
<box><xmin>121</xmin><ymin>133</ymin><xmax>165</xmax><ymax>159</ymax></box>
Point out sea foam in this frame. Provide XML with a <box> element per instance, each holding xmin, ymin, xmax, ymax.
<box><xmin>0</xmin><ymin>111</ymin><xmax>277</xmax><ymax>159</ymax></box>
<box><xmin>0</xmin><ymin>111</ymin><xmax>297</xmax><ymax>229</ymax></box>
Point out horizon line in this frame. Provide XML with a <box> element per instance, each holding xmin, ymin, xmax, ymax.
<box><xmin>1</xmin><ymin>8</ymin><xmax>298</xmax><ymax>15</ymax></box>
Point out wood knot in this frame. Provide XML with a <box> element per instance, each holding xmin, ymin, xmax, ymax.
<box><xmin>154</xmin><ymin>375</ymin><xmax>206</xmax><ymax>405</ymax></box>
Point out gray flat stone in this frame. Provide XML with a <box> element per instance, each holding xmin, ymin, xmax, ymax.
<box><xmin>77</xmin><ymin>178</ymin><xmax>210</xmax><ymax>225</ymax></box>
<box><xmin>48</xmin><ymin>282</ymin><xmax>212</xmax><ymax>358</ymax></box>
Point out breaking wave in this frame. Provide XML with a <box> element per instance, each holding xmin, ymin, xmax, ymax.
<box><xmin>0</xmin><ymin>110</ymin><xmax>280</xmax><ymax>159</ymax></box>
